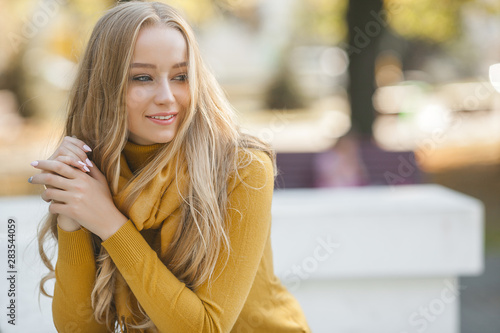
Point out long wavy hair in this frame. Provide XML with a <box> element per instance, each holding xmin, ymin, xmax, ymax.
<box><xmin>37</xmin><ymin>1</ymin><xmax>277</xmax><ymax>331</ymax></box>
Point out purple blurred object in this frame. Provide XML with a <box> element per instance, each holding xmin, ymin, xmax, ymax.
<box><xmin>274</xmin><ymin>137</ymin><xmax>421</xmax><ymax>189</ymax></box>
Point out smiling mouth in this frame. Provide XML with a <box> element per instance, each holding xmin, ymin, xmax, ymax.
<box><xmin>146</xmin><ymin>115</ymin><xmax>175</xmax><ymax>120</ymax></box>
<box><xmin>145</xmin><ymin>114</ymin><xmax>177</xmax><ymax>125</ymax></box>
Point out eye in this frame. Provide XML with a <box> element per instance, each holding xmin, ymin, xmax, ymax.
<box><xmin>132</xmin><ymin>75</ymin><xmax>152</xmax><ymax>82</ymax></box>
<box><xmin>173</xmin><ymin>73</ymin><xmax>188</xmax><ymax>82</ymax></box>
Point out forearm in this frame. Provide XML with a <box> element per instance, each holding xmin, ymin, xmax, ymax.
<box><xmin>52</xmin><ymin>226</ymin><xmax>107</xmax><ymax>332</ymax></box>
<box><xmin>57</xmin><ymin>214</ymin><xmax>81</xmax><ymax>232</ymax></box>
<box><xmin>102</xmin><ymin>220</ymin><xmax>210</xmax><ymax>332</ymax></box>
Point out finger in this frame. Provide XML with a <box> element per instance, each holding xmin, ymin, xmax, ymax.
<box><xmin>64</xmin><ymin>135</ymin><xmax>92</xmax><ymax>153</ymax></box>
<box><xmin>48</xmin><ymin>200</ymin><xmax>68</xmax><ymax>216</ymax></box>
<box><xmin>49</xmin><ymin>200</ymin><xmax>75</xmax><ymax>218</ymax></box>
<box><xmin>40</xmin><ymin>171</ymin><xmax>62</xmax><ymax>189</ymax></box>
<box><xmin>29</xmin><ymin>172</ymin><xmax>69</xmax><ymax>191</ymax></box>
<box><xmin>42</xmin><ymin>187</ymin><xmax>69</xmax><ymax>204</ymax></box>
<box><xmin>49</xmin><ymin>146</ymin><xmax>89</xmax><ymax>169</ymax></box>
<box><xmin>54</xmin><ymin>155</ymin><xmax>90</xmax><ymax>173</ymax></box>
<box><xmin>31</xmin><ymin>160</ymin><xmax>80</xmax><ymax>180</ymax></box>
<box><xmin>58</xmin><ymin>142</ymin><xmax>93</xmax><ymax>168</ymax></box>
<box><xmin>49</xmin><ymin>136</ymin><xmax>93</xmax><ymax>167</ymax></box>
<box><xmin>39</xmin><ymin>165</ymin><xmax>85</xmax><ymax>201</ymax></box>
<box><xmin>39</xmin><ymin>173</ymin><xmax>52</xmax><ymax>202</ymax></box>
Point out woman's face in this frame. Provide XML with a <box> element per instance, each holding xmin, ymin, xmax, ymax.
<box><xmin>126</xmin><ymin>26</ymin><xmax>190</xmax><ymax>145</ymax></box>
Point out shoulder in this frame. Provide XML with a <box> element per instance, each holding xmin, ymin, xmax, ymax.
<box><xmin>227</xmin><ymin>148</ymin><xmax>276</xmax><ymax>196</ymax></box>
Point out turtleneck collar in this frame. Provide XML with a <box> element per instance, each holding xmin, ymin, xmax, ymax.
<box><xmin>123</xmin><ymin>140</ymin><xmax>165</xmax><ymax>173</ymax></box>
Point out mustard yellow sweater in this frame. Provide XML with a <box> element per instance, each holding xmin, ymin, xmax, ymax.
<box><xmin>52</xmin><ymin>142</ymin><xmax>311</xmax><ymax>332</ymax></box>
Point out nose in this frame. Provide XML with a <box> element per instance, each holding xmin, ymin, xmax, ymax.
<box><xmin>154</xmin><ymin>79</ymin><xmax>175</xmax><ymax>105</ymax></box>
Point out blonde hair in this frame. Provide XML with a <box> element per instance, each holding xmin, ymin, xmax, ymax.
<box><xmin>37</xmin><ymin>1</ymin><xmax>277</xmax><ymax>331</ymax></box>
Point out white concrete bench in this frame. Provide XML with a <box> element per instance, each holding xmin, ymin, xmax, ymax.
<box><xmin>0</xmin><ymin>184</ymin><xmax>484</xmax><ymax>332</ymax></box>
<box><xmin>271</xmin><ymin>184</ymin><xmax>484</xmax><ymax>333</ymax></box>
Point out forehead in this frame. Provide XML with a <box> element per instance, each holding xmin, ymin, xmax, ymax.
<box><xmin>131</xmin><ymin>25</ymin><xmax>187</xmax><ymax>64</ymax></box>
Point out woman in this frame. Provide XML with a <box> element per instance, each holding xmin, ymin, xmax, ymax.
<box><xmin>30</xmin><ymin>1</ymin><xmax>311</xmax><ymax>332</ymax></box>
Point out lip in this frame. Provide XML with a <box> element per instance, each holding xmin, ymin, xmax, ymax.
<box><xmin>146</xmin><ymin>112</ymin><xmax>178</xmax><ymax>117</ymax></box>
<box><xmin>146</xmin><ymin>113</ymin><xmax>177</xmax><ymax>125</ymax></box>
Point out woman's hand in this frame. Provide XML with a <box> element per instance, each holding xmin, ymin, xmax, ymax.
<box><xmin>29</xmin><ymin>159</ymin><xmax>128</xmax><ymax>241</ymax></box>
<box><xmin>42</xmin><ymin>136</ymin><xmax>94</xmax><ymax>231</ymax></box>
<box><xmin>48</xmin><ymin>136</ymin><xmax>94</xmax><ymax>172</ymax></box>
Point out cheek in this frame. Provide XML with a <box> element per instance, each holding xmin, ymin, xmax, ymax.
<box><xmin>126</xmin><ymin>87</ymin><xmax>146</xmax><ymax>133</ymax></box>
<box><xmin>179</xmin><ymin>86</ymin><xmax>191</xmax><ymax>109</ymax></box>
<box><xmin>127</xmin><ymin>86</ymin><xmax>148</xmax><ymax>109</ymax></box>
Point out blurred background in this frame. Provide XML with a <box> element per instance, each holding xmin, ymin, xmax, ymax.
<box><xmin>0</xmin><ymin>0</ymin><xmax>499</xmax><ymax>331</ymax></box>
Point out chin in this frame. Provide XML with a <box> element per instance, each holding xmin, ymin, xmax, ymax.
<box><xmin>155</xmin><ymin>136</ymin><xmax>175</xmax><ymax>144</ymax></box>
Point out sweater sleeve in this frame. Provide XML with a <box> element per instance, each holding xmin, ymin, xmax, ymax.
<box><xmin>101</xmin><ymin>150</ymin><xmax>275</xmax><ymax>333</ymax></box>
<box><xmin>52</xmin><ymin>225</ymin><xmax>108</xmax><ymax>333</ymax></box>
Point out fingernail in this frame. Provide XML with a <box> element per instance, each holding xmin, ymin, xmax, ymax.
<box><xmin>30</xmin><ymin>161</ymin><xmax>38</xmax><ymax>167</ymax></box>
<box><xmin>77</xmin><ymin>161</ymin><xmax>90</xmax><ymax>172</ymax></box>
<box><xmin>83</xmin><ymin>144</ymin><xmax>92</xmax><ymax>152</ymax></box>
<box><xmin>28</xmin><ymin>176</ymin><xmax>33</xmax><ymax>183</ymax></box>
<box><xmin>86</xmin><ymin>158</ymin><xmax>93</xmax><ymax>167</ymax></box>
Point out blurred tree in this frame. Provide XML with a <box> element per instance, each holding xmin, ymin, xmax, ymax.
<box><xmin>0</xmin><ymin>46</ymin><xmax>32</xmax><ymax>117</ymax></box>
<box><xmin>0</xmin><ymin>1</ymin><xmax>37</xmax><ymax>117</ymax></box>
<box><xmin>346</xmin><ymin>0</ymin><xmax>477</xmax><ymax>136</ymax></box>
<box><xmin>264</xmin><ymin>54</ymin><xmax>306</xmax><ymax>110</ymax></box>
<box><xmin>346</xmin><ymin>0</ymin><xmax>384</xmax><ymax>136</ymax></box>
<box><xmin>292</xmin><ymin>0</ymin><xmax>485</xmax><ymax>137</ymax></box>
<box><xmin>0</xmin><ymin>0</ymin><xmax>115</xmax><ymax>118</ymax></box>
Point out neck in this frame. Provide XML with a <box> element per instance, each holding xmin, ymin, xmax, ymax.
<box><xmin>123</xmin><ymin>140</ymin><xmax>164</xmax><ymax>173</ymax></box>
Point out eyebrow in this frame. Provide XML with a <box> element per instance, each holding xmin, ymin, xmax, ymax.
<box><xmin>130</xmin><ymin>61</ymin><xmax>188</xmax><ymax>69</ymax></box>
<box><xmin>173</xmin><ymin>61</ymin><xmax>188</xmax><ymax>69</ymax></box>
